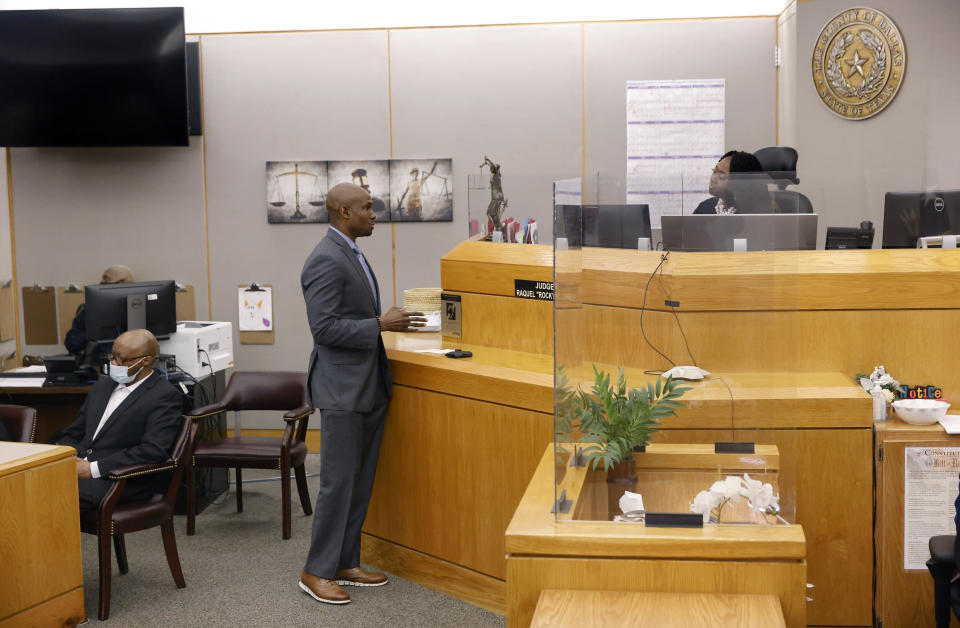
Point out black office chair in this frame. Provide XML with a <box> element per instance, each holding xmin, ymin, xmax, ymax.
<box><xmin>772</xmin><ymin>190</ymin><xmax>814</xmax><ymax>214</ymax></box>
<box><xmin>927</xmin><ymin>534</ymin><xmax>960</xmax><ymax>627</ymax></box>
<box><xmin>754</xmin><ymin>146</ymin><xmax>799</xmax><ymax>189</ymax></box>
<box><xmin>754</xmin><ymin>146</ymin><xmax>814</xmax><ymax>214</ymax></box>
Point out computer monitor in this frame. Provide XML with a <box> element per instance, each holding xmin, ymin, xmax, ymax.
<box><xmin>582</xmin><ymin>204</ymin><xmax>651</xmax><ymax>249</ymax></box>
<box><xmin>660</xmin><ymin>214</ymin><xmax>818</xmax><ymax>251</ymax></box>
<box><xmin>84</xmin><ymin>280</ymin><xmax>177</xmax><ymax>345</ymax></box>
<box><xmin>882</xmin><ymin>190</ymin><xmax>960</xmax><ymax>248</ymax></box>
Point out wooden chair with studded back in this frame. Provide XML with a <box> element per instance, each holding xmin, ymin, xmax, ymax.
<box><xmin>185</xmin><ymin>371</ymin><xmax>315</xmax><ymax>539</ymax></box>
<box><xmin>0</xmin><ymin>404</ymin><xmax>37</xmax><ymax>442</ymax></box>
<box><xmin>80</xmin><ymin>415</ymin><xmax>197</xmax><ymax>620</ymax></box>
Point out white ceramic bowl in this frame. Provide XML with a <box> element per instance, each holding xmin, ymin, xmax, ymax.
<box><xmin>892</xmin><ymin>399</ymin><xmax>951</xmax><ymax>425</ymax></box>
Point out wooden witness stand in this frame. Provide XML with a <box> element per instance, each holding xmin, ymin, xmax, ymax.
<box><xmin>0</xmin><ymin>443</ymin><xmax>84</xmax><ymax>626</ymax></box>
<box><xmin>359</xmin><ymin>241</ymin><xmax>960</xmax><ymax>626</ymax></box>
<box><xmin>507</xmin><ymin>444</ymin><xmax>806</xmax><ymax>628</ymax></box>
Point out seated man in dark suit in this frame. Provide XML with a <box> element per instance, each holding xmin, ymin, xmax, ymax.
<box><xmin>58</xmin><ymin>328</ymin><xmax>182</xmax><ymax>511</ymax></box>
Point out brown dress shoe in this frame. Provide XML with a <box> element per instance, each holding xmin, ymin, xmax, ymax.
<box><xmin>299</xmin><ymin>571</ymin><xmax>351</xmax><ymax>604</ymax></box>
<box><xmin>336</xmin><ymin>566</ymin><xmax>388</xmax><ymax>587</ymax></box>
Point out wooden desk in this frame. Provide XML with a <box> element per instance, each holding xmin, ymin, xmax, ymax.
<box><xmin>530</xmin><ymin>590</ymin><xmax>786</xmax><ymax>628</ymax></box>
<box><xmin>0</xmin><ymin>385</ymin><xmax>91</xmax><ymax>443</ymax></box>
<box><xmin>507</xmin><ymin>446</ymin><xmax>806</xmax><ymax>628</ymax></box>
<box><xmin>361</xmin><ymin>332</ymin><xmax>552</xmax><ymax>614</ymax></box>
<box><xmin>875</xmin><ymin>419</ymin><xmax>960</xmax><ymax>628</ymax></box>
<box><xmin>0</xmin><ymin>442</ymin><xmax>84</xmax><ymax>627</ymax></box>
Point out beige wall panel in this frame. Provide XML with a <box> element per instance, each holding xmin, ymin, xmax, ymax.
<box><xmin>0</xmin><ymin>150</ymin><xmax>14</xmax><ymax>362</ymax></box>
<box><xmin>389</xmin><ymin>24</ymin><xmax>583</xmax><ymax>299</ymax></box>
<box><xmin>794</xmin><ymin>0</ymin><xmax>960</xmax><ymax>245</ymax></box>
<box><xmin>201</xmin><ymin>31</ymin><xmax>392</xmax><ymax>427</ymax></box>
<box><xmin>583</xmin><ymin>18</ymin><xmax>778</xmax><ymax>200</ymax></box>
<box><xmin>777</xmin><ymin>3</ymin><xmax>798</xmax><ymax>146</ymax></box>
<box><xmin>9</xmin><ymin>142</ymin><xmax>206</xmax><ymax>356</ymax></box>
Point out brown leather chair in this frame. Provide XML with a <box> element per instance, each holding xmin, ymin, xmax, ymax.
<box><xmin>0</xmin><ymin>404</ymin><xmax>37</xmax><ymax>442</ymax></box>
<box><xmin>80</xmin><ymin>416</ymin><xmax>197</xmax><ymax>621</ymax></box>
<box><xmin>185</xmin><ymin>371</ymin><xmax>314</xmax><ymax>539</ymax></box>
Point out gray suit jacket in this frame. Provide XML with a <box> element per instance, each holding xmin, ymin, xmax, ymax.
<box><xmin>301</xmin><ymin>231</ymin><xmax>390</xmax><ymax>412</ymax></box>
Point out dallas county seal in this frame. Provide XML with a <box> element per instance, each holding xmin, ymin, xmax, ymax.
<box><xmin>812</xmin><ymin>7</ymin><xmax>906</xmax><ymax>120</ymax></box>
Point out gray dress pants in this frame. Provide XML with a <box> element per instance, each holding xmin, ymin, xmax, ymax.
<box><xmin>303</xmin><ymin>392</ymin><xmax>389</xmax><ymax>579</ymax></box>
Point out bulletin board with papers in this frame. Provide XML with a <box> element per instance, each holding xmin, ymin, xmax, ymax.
<box><xmin>626</xmin><ymin>79</ymin><xmax>725</xmax><ymax>229</ymax></box>
<box><xmin>903</xmin><ymin>446</ymin><xmax>960</xmax><ymax>570</ymax></box>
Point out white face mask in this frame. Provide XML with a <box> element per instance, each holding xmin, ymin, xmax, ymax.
<box><xmin>108</xmin><ymin>356</ymin><xmax>147</xmax><ymax>385</ymax></box>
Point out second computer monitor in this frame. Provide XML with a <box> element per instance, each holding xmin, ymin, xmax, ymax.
<box><xmin>84</xmin><ymin>280</ymin><xmax>177</xmax><ymax>344</ymax></box>
<box><xmin>881</xmin><ymin>190</ymin><xmax>960</xmax><ymax>248</ymax></box>
<box><xmin>582</xmin><ymin>204</ymin><xmax>652</xmax><ymax>249</ymax></box>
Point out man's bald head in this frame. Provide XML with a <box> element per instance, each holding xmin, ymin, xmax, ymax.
<box><xmin>326</xmin><ymin>182</ymin><xmax>375</xmax><ymax>239</ymax></box>
<box><xmin>111</xmin><ymin>329</ymin><xmax>158</xmax><ymax>383</ymax></box>
<box><xmin>327</xmin><ymin>183</ymin><xmax>365</xmax><ymax>224</ymax></box>
<box><xmin>101</xmin><ymin>265</ymin><xmax>134</xmax><ymax>284</ymax></box>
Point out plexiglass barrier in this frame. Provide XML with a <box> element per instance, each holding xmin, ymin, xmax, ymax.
<box><xmin>553</xmin><ymin>174</ymin><xmax>801</xmax><ymax>528</ymax></box>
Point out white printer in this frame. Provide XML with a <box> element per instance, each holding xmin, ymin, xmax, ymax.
<box><xmin>158</xmin><ymin>321</ymin><xmax>234</xmax><ymax>379</ymax></box>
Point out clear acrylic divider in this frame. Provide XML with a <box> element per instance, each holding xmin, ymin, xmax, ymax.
<box><xmin>554</xmin><ymin>170</ymin><xmax>797</xmax><ymax>528</ymax></box>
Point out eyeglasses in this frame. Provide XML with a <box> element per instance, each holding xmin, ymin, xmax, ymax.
<box><xmin>107</xmin><ymin>354</ymin><xmax>150</xmax><ymax>366</ymax></box>
<box><xmin>711</xmin><ymin>168</ymin><xmax>728</xmax><ymax>180</ymax></box>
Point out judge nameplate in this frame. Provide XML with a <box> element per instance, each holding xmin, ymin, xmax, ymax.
<box><xmin>515</xmin><ymin>280</ymin><xmax>554</xmax><ymax>301</ymax></box>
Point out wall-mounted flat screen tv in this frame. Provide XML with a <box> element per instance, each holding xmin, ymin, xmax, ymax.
<box><xmin>0</xmin><ymin>8</ymin><xmax>188</xmax><ymax>147</ymax></box>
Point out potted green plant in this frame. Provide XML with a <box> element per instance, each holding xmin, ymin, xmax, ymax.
<box><xmin>575</xmin><ymin>365</ymin><xmax>690</xmax><ymax>483</ymax></box>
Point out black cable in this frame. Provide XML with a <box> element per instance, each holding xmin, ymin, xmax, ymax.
<box><xmin>640</xmin><ymin>252</ymin><xmax>675</xmax><ymax>375</ymax></box>
<box><xmin>198</xmin><ymin>349</ymin><xmax>217</xmax><ymax>399</ymax></box>
<box><xmin>656</xmin><ymin>262</ymin><xmax>698</xmax><ymax>368</ymax></box>
<box><xmin>716</xmin><ymin>375</ymin><xmax>736</xmax><ymax>438</ymax></box>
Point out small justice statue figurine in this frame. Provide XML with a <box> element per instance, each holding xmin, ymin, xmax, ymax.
<box><xmin>480</xmin><ymin>155</ymin><xmax>507</xmax><ymax>232</ymax></box>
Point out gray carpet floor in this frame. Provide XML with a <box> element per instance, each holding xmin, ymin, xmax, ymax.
<box><xmin>79</xmin><ymin>453</ymin><xmax>505</xmax><ymax>627</ymax></box>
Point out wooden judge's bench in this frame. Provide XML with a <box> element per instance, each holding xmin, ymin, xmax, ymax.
<box><xmin>361</xmin><ymin>241</ymin><xmax>960</xmax><ymax>627</ymax></box>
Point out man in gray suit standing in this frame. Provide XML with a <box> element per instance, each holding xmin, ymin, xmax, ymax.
<box><xmin>299</xmin><ymin>182</ymin><xmax>425</xmax><ymax>605</ymax></box>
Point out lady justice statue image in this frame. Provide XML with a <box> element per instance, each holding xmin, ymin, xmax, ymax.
<box><xmin>480</xmin><ymin>155</ymin><xmax>508</xmax><ymax>234</ymax></box>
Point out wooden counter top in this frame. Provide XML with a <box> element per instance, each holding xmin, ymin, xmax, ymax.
<box><xmin>383</xmin><ymin>332</ymin><xmax>553</xmax><ymax>413</ymax></box>
<box><xmin>386</xmin><ymin>333</ymin><xmax>869</xmax><ymax>428</ymax></box>
<box><xmin>0</xmin><ymin>443</ymin><xmax>77</xmax><ymax>478</ymax></box>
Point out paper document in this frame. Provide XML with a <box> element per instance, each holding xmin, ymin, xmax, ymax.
<box><xmin>626</xmin><ymin>79</ymin><xmax>725</xmax><ymax>229</ymax></box>
<box><xmin>903</xmin><ymin>447</ymin><xmax>960</xmax><ymax>569</ymax></box>
<box><xmin>239</xmin><ymin>286</ymin><xmax>273</xmax><ymax>331</ymax></box>
<box><xmin>939</xmin><ymin>415</ymin><xmax>960</xmax><ymax>434</ymax></box>
<box><xmin>412</xmin><ymin>349</ymin><xmax>453</xmax><ymax>355</ymax></box>
<box><xmin>416</xmin><ymin>311</ymin><xmax>441</xmax><ymax>332</ymax></box>
<box><xmin>0</xmin><ymin>377</ymin><xmax>45</xmax><ymax>388</ymax></box>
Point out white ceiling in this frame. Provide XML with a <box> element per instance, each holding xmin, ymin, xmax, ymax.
<box><xmin>0</xmin><ymin>0</ymin><xmax>794</xmax><ymax>33</ymax></box>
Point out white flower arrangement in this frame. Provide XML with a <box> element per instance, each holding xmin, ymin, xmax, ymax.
<box><xmin>856</xmin><ymin>365</ymin><xmax>901</xmax><ymax>400</ymax></box>
<box><xmin>689</xmin><ymin>473</ymin><xmax>786</xmax><ymax>524</ymax></box>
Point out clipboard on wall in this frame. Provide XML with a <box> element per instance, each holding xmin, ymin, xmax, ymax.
<box><xmin>238</xmin><ymin>283</ymin><xmax>274</xmax><ymax>345</ymax></box>
<box><xmin>175</xmin><ymin>283</ymin><xmax>196</xmax><ymax>321</ymax></box>
<box><xmin>22</xmin><ymin>285</ymin><xmax>58</xmax><ymax>345</ymax></box>
<box><xmin>1</xmin><ymin>351</ymin><xmax>15</xmax><ymax>372</ymax></box>
<box><xmin>0</xmin><ymin>279</ymin><xmax>15</xmax><ymax>342</ymax></box>
<box><xmin>57</xmin><ymin>285</ymin><xmax>85</xmax><ymax>345</ymax></box>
